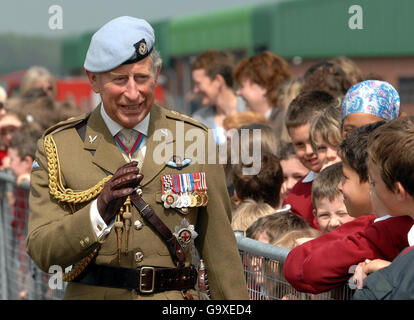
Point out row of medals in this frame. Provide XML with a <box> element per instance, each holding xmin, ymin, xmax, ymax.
<box><xmin>162</xmin><ymin>191</ymin><xmax>208</xmax><ymax>208</ymax></box>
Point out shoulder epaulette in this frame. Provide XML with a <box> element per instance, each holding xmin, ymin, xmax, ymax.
<box><xmin>165</xmin><ymin>109</ymin><xmax>208</xmax><ymax>131</ymax></box>
<box><xmin>43</xmin><ymin>112</ymin><xmax>91</xmax><ymax>137</ymax></box>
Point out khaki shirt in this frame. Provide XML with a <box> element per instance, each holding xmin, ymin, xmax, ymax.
<box><xmin>26</xmin><ymin>104</ymin><xmax>248</xmax><ymax>300</ymax></box>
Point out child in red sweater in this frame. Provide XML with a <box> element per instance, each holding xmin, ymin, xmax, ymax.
<box><xmin>283</xmin><ymin>121</ymin><xmax>413</xmax><ymax>294</ymax></box>
<box><xmin>352</xmin><ymin>117</ymin><xmax>414</xmax><ymax>299</ymax></box>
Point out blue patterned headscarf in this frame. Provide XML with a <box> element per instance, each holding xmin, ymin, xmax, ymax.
<box><xmin>341</xmin><ymin>80</ymin><xmax>400</xmax><ymax>120</ymax></box>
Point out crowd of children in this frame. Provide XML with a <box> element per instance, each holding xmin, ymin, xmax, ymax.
<box><xmin>0</xmin><ymin>66</ymin><xmax>82</xmax><ymax>299</ymax></box>
<box><xmin>190</xmin><ymin>50</ymin><xmax>414</xmax><ymax>300</ymax></box>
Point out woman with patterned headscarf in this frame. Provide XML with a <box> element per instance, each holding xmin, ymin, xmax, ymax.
<box><xmin>341</xmin><ymin>80</ymin><xmax>400</xmax><ymax>138</ymax></box>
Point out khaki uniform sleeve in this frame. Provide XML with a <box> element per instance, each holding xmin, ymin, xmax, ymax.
<box><xmin>26</xmin><ymin>137</ymin><xmax>100</xmax><ymax>273</ymax></box>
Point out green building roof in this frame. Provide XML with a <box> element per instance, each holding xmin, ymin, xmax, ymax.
<box><xmin>167</xmin><ymin>6</ymin><xmax>254</xmax><ymax>56</ymax></box>
<box><xmin>256</xmin><ymin>0</ymin><xmax>414</xmax><ymax>58</ymax></box>
<box><xmin>61</xmin><ymin>0</ymin><xmax>414</xmax><ymax>71</ymax></box>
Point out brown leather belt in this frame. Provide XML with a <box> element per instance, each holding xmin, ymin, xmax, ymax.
<box><xmin>74</xmin><ymin>264</ymin><xmax>197</xmax><ymax>294</ymax></box>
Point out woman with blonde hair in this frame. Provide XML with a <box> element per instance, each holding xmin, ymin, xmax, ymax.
<box><xmin>20</xmin><ymin>66</ymin><xmax>56</xmax><ymax>99</ymax></box>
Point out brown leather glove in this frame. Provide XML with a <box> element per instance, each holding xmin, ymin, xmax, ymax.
<box><xmin>97</xmin><ymin>161</ymin><xmax>143</xmax><ymax>224</ymax></box>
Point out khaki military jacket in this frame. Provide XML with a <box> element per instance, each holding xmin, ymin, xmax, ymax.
<box><xmin>26</xmin><ymin>104</ymin><xmax>248</xmax><ymax>300</ymax></box>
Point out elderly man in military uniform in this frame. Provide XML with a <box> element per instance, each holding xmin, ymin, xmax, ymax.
<box><xmin>26</xmin><ymin>16</ymin><xmax>248</xmax><ymax>300</ymax></box>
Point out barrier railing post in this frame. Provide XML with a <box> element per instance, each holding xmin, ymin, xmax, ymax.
<box><xmin>0</xmin><ymin>170</ymin><xmax>67</xmax><ymax>300</ymax></box>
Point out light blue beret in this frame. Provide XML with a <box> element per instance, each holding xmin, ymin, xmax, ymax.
<box><xmin>84</xmin><ymin>16</ymin><xmax>155</xmax><ymax>72</ymax></box>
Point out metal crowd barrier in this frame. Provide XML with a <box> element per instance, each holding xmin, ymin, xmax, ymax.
<box><xmin>0</xmin><ymin>170</ymin><xmax>66</xmax><ymax>300</ymax></box>
<box><xmin>0</xmin><ymin>170</ymin><xmax>351</xmax><ymax>300</ymax></box>
<box><xmin>235</xmin><ymin>231</ymin><xmax>353</xmax><ymax>300</ymax></box>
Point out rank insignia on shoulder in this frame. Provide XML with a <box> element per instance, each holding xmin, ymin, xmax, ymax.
<box><xmin>166</xmin><ymin>155</ymin><xmax>191</xmax><ymax>170</ymax></box>
<box><xmin>31</xmin><ymin>160</ymin><xmax>40</xmax><ymax>170</ymax></box>
<box><xmin>161</xmin><ymin>172</ymin><xmax>208</xmax><ymax>210</ymax></box>
<box><xmin>88</xmin><ymin>135</ymin><xmax>98</xmax><ymax>144</ymax></box>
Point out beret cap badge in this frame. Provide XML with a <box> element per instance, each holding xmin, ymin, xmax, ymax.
<box><xmin>137</xmin><ymin>40</ymin><xmax>148</xmax><ymax>56</ymax></box>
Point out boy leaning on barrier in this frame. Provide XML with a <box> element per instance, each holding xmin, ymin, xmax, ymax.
<box><xmin>283</xmin><ymin>121</ymin><xmax>413</xmax><ymax>294</ymax></box>
<box><xmin>352</xmin><ymin>116</ymin><xmax>414</xmax><ymax>299</ymax></box>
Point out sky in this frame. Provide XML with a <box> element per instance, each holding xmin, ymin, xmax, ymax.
<box><xmin>0</xmin><ymin>0</ymin><xmax>279</xmax><ymax>37</ymax></box>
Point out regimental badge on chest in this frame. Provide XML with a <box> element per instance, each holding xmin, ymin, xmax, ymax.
<box><xmin>174</xmin><ymin>218</ymin><xmax>198</xmax><ymax>251</ymax></box>
<box><xmin>161</xmin><ymin>172</ymin><xmax>208</xmax><ymax>211</ymax></box>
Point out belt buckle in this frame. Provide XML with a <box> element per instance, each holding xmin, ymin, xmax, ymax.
<box><xmin>139</xmin><ymin>266</ymin><xmax>155</xmax><ymax>294</ymax></box>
